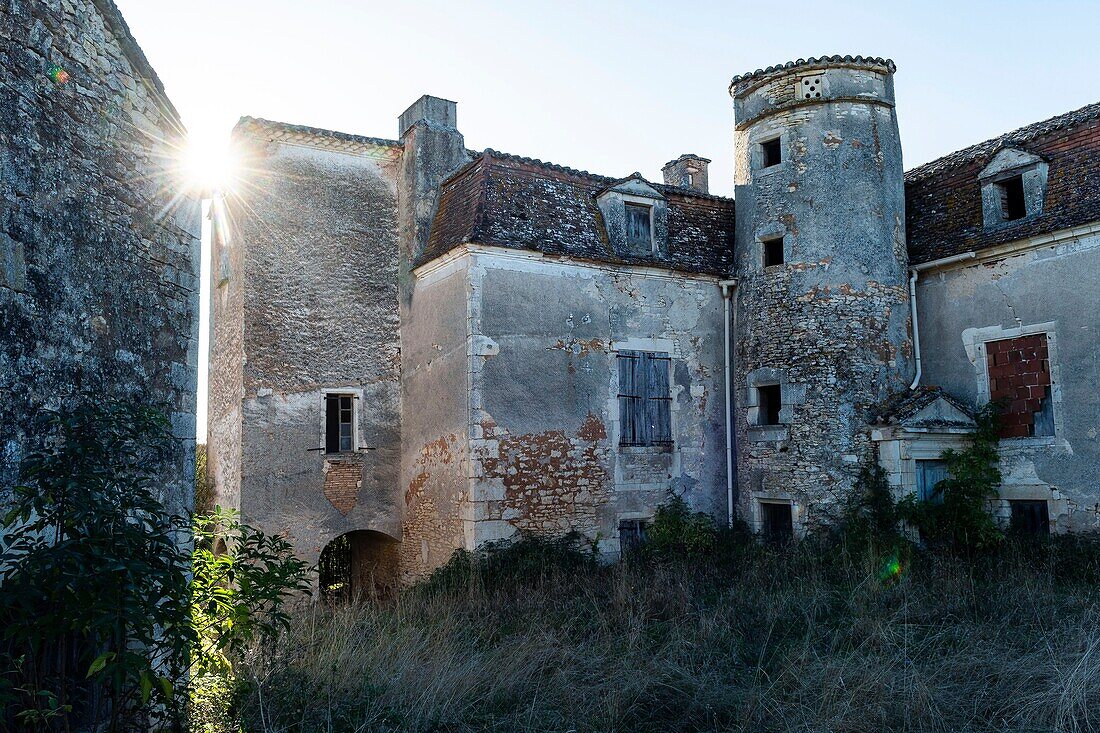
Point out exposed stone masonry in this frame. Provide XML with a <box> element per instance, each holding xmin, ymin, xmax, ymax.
<box><xmin>1</xmin><ymin>0</ymin><xmax>200</xmax><ymax>512</ymax></box>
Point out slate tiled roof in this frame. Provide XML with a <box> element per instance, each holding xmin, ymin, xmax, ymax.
<box><xmin>729</xmin><ymin>55</ymin><xmax>895</xmax><ymax>91</ymax></box>
<box><xmin>417</xmin><ymin>150</ymin><xmax>735</xmax><ymax>276</ymax></box>
<box><xmin>872</xmin><ymin>386</ymin><xmax>974</xmax><ymax>427</ymax></box>
<box><xmin>905</xmin><ymin>101</ymin><xmax>1100</xmax><ymax>264</ymax></box>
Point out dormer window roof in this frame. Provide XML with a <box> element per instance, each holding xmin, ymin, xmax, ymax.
<box><xmin>595</xmin><ymin>173</ymin><xmax>668</xmax><ymax>257</ymax></box>
<box><xmin>978</xmin><ymin>147</ymin><xmax>1048</xmax><ymax>229</ymax></box>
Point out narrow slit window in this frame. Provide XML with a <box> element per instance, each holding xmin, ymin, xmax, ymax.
<box><xmin>757</xmin><ymin>384</ymin><xmax>782</xmax><ymax>426</ymax></box>
<box><xmin>997</xmin><ymin>175</ymin><xmax>1027</xmax><ymax>221</ymax></box>
<box><xmin>618</xmin><ymin>350</ymin><xmax>672</xmax><ymax>446</ymax></box>
<box><xmin>325</xmin><ymin>394</ymin><xmax>355</xmax><ymax>453</ymax></box>
<box><xmin>624</xmin><ymin>203</ymin><xmax>652</xmax><ymax>249</ymax></box>
<box><xmin>763</xmin><ymin>236</ymin><xmax>784</xmax><ymax>267</ymax></box>
<box><xmin>761</xmin><ymin>138</ymin><xmax>782</xmax><ymax>168</ymax></box>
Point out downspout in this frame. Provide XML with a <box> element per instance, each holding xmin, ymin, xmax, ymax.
<box><xmin>907</xmin><ymin>251</ymin><xmax>977</xmax><ymax>390</ymax></box>
<box><xmin>720</xmin><ymin>278</ymin><xmax>739</xmax><ymax>527</ymax></box>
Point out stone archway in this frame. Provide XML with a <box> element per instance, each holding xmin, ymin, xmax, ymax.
<box><xmin>318</xmin><ymin>530</ymin><xmax>399</xmax><ymax>603</ymax></box>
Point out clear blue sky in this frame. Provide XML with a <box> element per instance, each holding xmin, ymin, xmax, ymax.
<box><xmin>112</xmin><ymin>0</ymin><xmax>1099</xmax><ymax>437</ymax></box>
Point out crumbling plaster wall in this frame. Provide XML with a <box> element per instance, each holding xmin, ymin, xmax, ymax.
<box><xmin>400</xmin><ymin>254</ymin><xmax>471</xmax><ymax>580</ymax></box>
<box><xmin>0</xmin><ymin>0</ymin><xmax>200</xmax><ymax>515</ymax></box>
<box><xmin>465</xmin><ymin>248</ymin><xmax>727</xmax><ymax>555</ymax></box>
<box><xmin>916</xmin><ymin>231</ymin><xmax>1100</xmax><ymax>531</ymax></box>
<box><xmin>215</xmin><ymin>137</ymin><xmax>402</xmax><ymax>564</ymax></box>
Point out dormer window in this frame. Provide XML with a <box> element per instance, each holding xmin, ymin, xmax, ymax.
<box><xmin>997</xmin><ymin>175</ymin><xmax>1027</xmax><ymax>221</ymax></box>
<box><xmin>979</xmin><ymin>148</ymin><xmax>1048</xmax><ymax>229</ymax></box>
<box><xmin>595</xmin><ymin>174</ymin><xmax>667</xmax><ymax>257</ymax></box>
<box><xmin>625</xmin><ymin>203</ymin><xmax>652</xmax><ymax>248</ymax></box>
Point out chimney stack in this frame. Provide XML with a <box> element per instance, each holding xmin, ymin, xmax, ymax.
<box><xmin>661</xmin><ymin>154</ymin><xmax>711</xmax><ymax>194</ymax></box>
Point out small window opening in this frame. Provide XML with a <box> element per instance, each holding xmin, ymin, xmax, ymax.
<box><xmin>757</xmin><ymin>384</ymin><xmax>782</xmax><ymax>426</ymax></box>
<box><xmin>763</xmin><ymin>236</ymin><xmax>784</xmax><ymax>267</ymax></box>
<box><xmin>761</xmin><ymin>138</ymin><xmax>782</xmax><ymax>168</ymax></box>
<box><xmin>619</xmin><ymin>519</ymin><xmax>648</xmax><ymax>555</ymax></box>
<box><xmin>325</xmin><ymin>394</ymin><xmax>355</xmax><ymax>453</ymax></box>
<box><xmin>997</xmin><ymin>175</ymin><xmax>1027</xmax><ymax>221</ymax></box>
<box><xmin>1009</xmin><ymin>500</ymin><xmax>1050</xmax><ymax>536</ymax></box>
<box><xmin>760</xmin><ymin>501</ymin><xmax>793</xmax><ymax>545</ymax></box>
<box><xmin>624</xmin><ymin>203</ymin><xmax>652</xmax><ymax>249</ymax></box>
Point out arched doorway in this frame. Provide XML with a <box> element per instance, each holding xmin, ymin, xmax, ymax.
<box><xmin>318</xmin><ymin>530</ymin><xmax>399</xmax><ymax>602</ymax></box>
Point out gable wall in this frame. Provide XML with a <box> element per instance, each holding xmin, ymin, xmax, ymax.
<box><xmin>915</xmin><ymin>227</ymin><xmax>1100</xmax><ymax>531</ymax></box>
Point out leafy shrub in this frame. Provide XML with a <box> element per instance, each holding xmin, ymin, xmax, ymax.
<box><xmin>899</xmin><ymin>401</ymin><xmax>1004</xmax><ymax>552</ymax></box>
<box><xmin>643</xmin><ymin>493</ymin><xmax>720</xmax><ymax>559</ymax></box>
<box><xmin>422</xmin><ymin>532</ymin><xmax>597</xmax><ymax>594</ymax></box>
<box><xmin>0</xmin><ymin>402</ymin><xmax>192</xmax><ymax>729</ymax></box>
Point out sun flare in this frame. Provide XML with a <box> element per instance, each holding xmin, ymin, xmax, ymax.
<box><xmin>181</xmin><ymin>134</ymin><xmax>236</xmax><ymax>194</ymax></box>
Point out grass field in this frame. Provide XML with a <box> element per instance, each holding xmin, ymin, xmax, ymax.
<box><xmin>219</xmin><ymin>534</ymin><xmax>1100</xmax><ymax>733</ymax></box>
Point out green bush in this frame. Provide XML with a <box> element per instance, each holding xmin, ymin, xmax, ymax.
<box><xmin>0</xmin><ymin>402</ymin><xmax>192</xmax><ymax>729</ymax></box>
<box><xmin>899</xmin><ymin>401</ymin><xmax>1004</xmax><ymax>552</ymax></box>
<box><xmin>643</xmin><ymin>493</ymin><xmax>721</xmax><ymax>559</ymax></box>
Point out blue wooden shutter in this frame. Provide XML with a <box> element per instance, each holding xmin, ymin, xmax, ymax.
<box><xmin>645</xmin><ymin>352</ymin><xmax>672</xmax><ymax>444</ymax></box>
<box><xmin>618</xmin><ymin>351</ymin><xmax>645</xmax><ymax>445</ymax></box>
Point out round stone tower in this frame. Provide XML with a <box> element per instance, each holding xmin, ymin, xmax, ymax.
<box><xmin>728</xmin><ymin>56</ymin><xmax>912</xmax><ymax>535</ymax></box>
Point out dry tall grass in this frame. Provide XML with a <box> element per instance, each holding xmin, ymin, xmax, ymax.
<box><xmin>231</xmin><ymin>539</ymin><xmax>1100</xmax><ymax>733</ymax></box>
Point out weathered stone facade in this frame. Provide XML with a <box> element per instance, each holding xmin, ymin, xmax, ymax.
<box><xmin>730</xmin><ymin>59</ymin><xmax>912</xmax><ymax>532</ymax></box>
<box><xmin>211</xmin><ymin>56</ymin><xmax>1100</xmax><ymax>586</ymax></box>
<box><xmin>1</xmin><ymin>0</ymin><xmax>200</xmax><ymax>514</ymax></box>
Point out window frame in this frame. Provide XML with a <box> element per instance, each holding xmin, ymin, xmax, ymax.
<box><xmin>617</xmin><ymin>350</ymin><xmax>673</xmax><ymax>447</ymax></box>
<box><xmin>760</xmin><ymin>137</ymin><xmax>782</xmax><ymax>169</ymax></box>
<box><xmin>756</xmin><ymin>383</ymin><xmax>782</xmax><ymax>426</ymax></box>
<box><xmin>996</xmin><ymin>174</ymin><xmax>1027</xmax><ymax>221</ymax></box>
<box><xmin>323</xmin><ymin>390</ymin><xmax>359</xmax><ymax>454</ymax></box>
<box><xmin>623</xmin><ymin>202</ymin><xmax>654</xmax><ymax>251</ymax></box>
<box><xmin>762</xmin><ymin>236</ymin><xmax>785</xmax><ymax>268</ymax></box>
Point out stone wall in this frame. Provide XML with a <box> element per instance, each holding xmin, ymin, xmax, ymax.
<box><xmin>730</xmin><ymin>60</ymin><xmax>912</xmax><ymax>530</ymax></box>
<box><xmin>916</xmin><ymin>227</ymin><xmax>1100</xmax><ymax>532</ymax></box>
<box><xmin>0</xmin><ymin>0</ymin><xmax>200</xmax><ymax>514</ymax></box>
<box><xmin>210</xmin><ymin>127</ymin><xmax>403</xmax><ymax>563</ymax></box>
<box><xmin>464</xmin><ymin>248</ymin><xmax>727</xmax><ymax>555</ymax></box>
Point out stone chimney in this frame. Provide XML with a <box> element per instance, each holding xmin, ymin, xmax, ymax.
<box><xmin>661</xmin><ymin>154</ymin><xmax>710</xmax><ymax>194</ymax></box>
<box><xmin>396</xmin><ymin>95</ymin><xmax>470</xmax><ymax>276</ymax></box>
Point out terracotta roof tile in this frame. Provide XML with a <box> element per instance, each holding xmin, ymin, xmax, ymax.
<box><xmin>729</xmin><ymin>55</ymin><xmax>895</xmax><ymax>92</ymax></box>
<box><xmin>905</xmin><ymin>102</ymin><xmax>1100</xmax><ymax>264</ymax></box>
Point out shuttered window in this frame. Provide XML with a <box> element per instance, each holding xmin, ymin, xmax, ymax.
<box><xmin>624</xmin><ymin>203</ymin><xmax>652</xmax><ymax>250</ymax></box>
<box><xmin>325</xmin><ymin>394</ymin><xmax>355</xmax><ymax>453</ymax></box>
<box><xmin>617</xmin><ymin>350</ymin><xmax>672</xmax><ymax>446</ymax></box>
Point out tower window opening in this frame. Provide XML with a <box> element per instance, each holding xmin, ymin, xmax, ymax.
<box><xmin>997</xmin><ymin>175</ymin><xmax>1027</xmax><ymax>221</ymax></box>
<box><xmin>763</xmin><ymin>236</ymin><xmax>784</xmax><ymax>267</ymax></box>
<box><xmin>757</xmin><ymin>383</ymin><xmax>782</xmax><ymax>426</ymax></box>
<box><xmin>761</xmin><ymin>138</ymin><xmax>782</xmax><ymax>168</ymax></box>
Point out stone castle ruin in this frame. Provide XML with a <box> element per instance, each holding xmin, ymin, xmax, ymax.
<box><xmin>204</xmin><ymin>57</ymin><xmax>1100</xmax><ymax>595</ymax></box>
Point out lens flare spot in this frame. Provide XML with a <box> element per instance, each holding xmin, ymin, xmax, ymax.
<box><xmin>47</xmin><ymin>64</ymin><xmax>70</xmax><ymax>84</ymax></box>
<box><xmin>879</xmin><ymin>553</ymin><xmax>903</xmax><ymax>584</ymax></box>
<box><xmin>181</xmin><ymin>134</ymin><xmax>236</xmax><ymax>194</ymax></box>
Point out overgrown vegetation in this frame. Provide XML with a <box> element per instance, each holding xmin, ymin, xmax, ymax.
<box><xmin>228</xmin><ymin>404</ymin><xmax>1100</xmax><ymax>732</ymax></box>
<box><xmin>898</xmin><ymin>401</ymin><xmax>1005</xmax><ymax>551</ymax></box>
<box><xmin>0</xmin><ymin>402</ymin><xmax>308</xmax><ymax>731</ymax></box>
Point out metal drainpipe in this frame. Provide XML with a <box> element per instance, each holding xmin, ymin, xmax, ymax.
<box><xmin>720</xmin><ymin>278</ymin><xmax>739</xmax><ymax>527</ymax></box>
<box><xmin>908</xmin><ymin>251</ymin><xmax>977</xmax><ymax>390</ymax></box>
